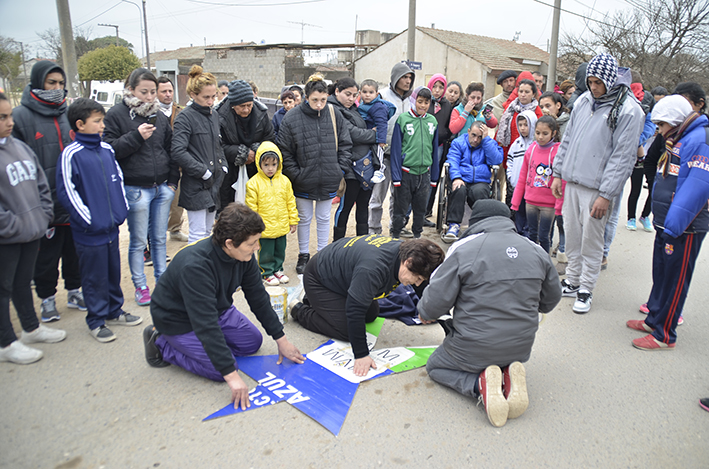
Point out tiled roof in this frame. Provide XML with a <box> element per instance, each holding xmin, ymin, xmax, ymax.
<box><xmin>144</xmin><ymin>42</ymin><xmax>254</xmax><ymax>62</ymax></box>
<box><xmin>418</xmin><ymin>27</ymin><xmax>549</xmax><ymax>71</ymax></box>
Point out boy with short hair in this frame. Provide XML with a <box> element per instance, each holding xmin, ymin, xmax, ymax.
<box><xmin>390</xmin><ymin>86</ymin><xmax>439</xmax><ymax>238</ymax></box>
<box><xmin>56</xmin><ymin>98</ymin><xmax>142</xmax><ymax>343</ymax></box>
<box><xmin>245</xmin><ymin>142</ymin><xmax>299</xmax><ymax>286</ymax></box>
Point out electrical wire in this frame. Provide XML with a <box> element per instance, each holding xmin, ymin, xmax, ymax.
<box><xmin>76</xmin><ymin>2</ymin><xmax>124</xmax><ymax>27</ymax></box>
<box><xmin>185</xmin><ymin>0</ymin><xmax>325</xmax><ymax>6</ymax></box>
<box><xmin>530</xmin><ymin>0</ymin><xmax>634</xmax><ymax>33</ymax></box>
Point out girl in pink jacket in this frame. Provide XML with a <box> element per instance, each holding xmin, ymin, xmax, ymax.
<box><xmin>510</xmin><ymin>116</ymin><xmax>564</xmax><ymax>253</ymax></box>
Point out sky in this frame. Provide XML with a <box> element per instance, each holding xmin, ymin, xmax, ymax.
<box><xmin>1</xmin><ymin>0</ymin><xmax>632</xmax><ymax>60</ymax></box>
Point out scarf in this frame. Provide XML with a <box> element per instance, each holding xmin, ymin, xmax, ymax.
<box><xmin>659</xmin><ymin>111</ymin><xmax>701</xmax><ymax>177</ymax></box>
<box><xmin>496</xmin><ymin>98</ymin><xmax>539</xmax><ymax>147</ymax></box>
<box><xmin>591</xmin><ymin>84</ymin><xmax>629</xmax><ymax>131</ymax></box>
<box><xmin>158</xmin><ymin>101</ymin><xmax>172</xmax><ymax>117</ymax></box>
<box><xmin>32</xmin><ymin>88</ymin><xmax>67</xmax><ymax>104</ymax></box>
<box><xmin>123</xmin><ymin>90</ymin><xmax>161</xmax><ymax>119</ymax></box>
<box><xmin>234</xmin><ymin>106</ymin><xmax>258</xmax><ymax>146</ymax></box>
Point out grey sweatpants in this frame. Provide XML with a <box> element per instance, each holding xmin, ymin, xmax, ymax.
<box><xmin>562</xmin><ymin>182</ymin><xmax>613</xmax><ymax>292</ymax></box>
<box><xmin>368</xmin><ymin>159</ymin><xmax>392</xmax><ymax>234</ymax></box>
<box><xmin>426</xmin><ymin>345</ymin><xmax>479</xmax><ymax>399</ymax></box>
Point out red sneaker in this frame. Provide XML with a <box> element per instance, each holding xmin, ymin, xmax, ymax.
<box><xmin>639</xmin><ymin>303</ymin><xmax>649</xmax><ymax>314</ymax></box>
<box><xmin>626</xmin><ymin>319</ymin><xmax>653</xmax><ymax>333</ymax></box>
<box><xmin>502</xmin><ymin>362</ymin><xmax>528</xmax><ymax>419</ymax></box>
<box><xmin>632</xmin><ymin>334</ymin><xmax>675</xmax><ymax>351</ymax></box>
<box><xmin>478</xmin><ymin>365</ymin><xmax>508</xmax><ymax>427</ymax></box>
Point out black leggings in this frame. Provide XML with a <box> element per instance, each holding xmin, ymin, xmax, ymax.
<box><xmin>627</xmin><ymin>166</ymin><xmax>654</xmax><ymax>220</ymax></box>
<box><xmin>0</xmin><ymin>241</ymin><xmax>41</xmax><ymax>347</ymax></box>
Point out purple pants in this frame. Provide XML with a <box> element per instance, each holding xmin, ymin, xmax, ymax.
<box><xmin>155</xmin><ymin>305</ymin><xmax>263</xmax><ymax>381</ymax></box>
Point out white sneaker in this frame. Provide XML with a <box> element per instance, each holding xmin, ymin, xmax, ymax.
<box><xmin>0</xmin><ymin>340</ymin><xmax>44</xmax><ymax>364</ymax></box>
<box><xmin>20</xmin><ymin>324</ymin><xmax>67</xmax><ymax>344</ymax></box>
<box><xmin>556</xmin><ymin>252</ymin><xmax>568</xmax><ymax>263</ymax></box>
<box><xmin>264</xmin><ymin>275</ymin><xmax>280</xmax><ymax>286</ymax></box>
<box><xmin>371</xmin><ymin>170</ymin><xmax>385</xmax><ymax>184</ymax></box>
<box><xmin>274</xmin><ymin>271</ymin><xmax>290</xmax><ymax>284</ymax></box>
<box><xmin>573</xmin><ymin>289</ymin><xmax>593</xmax><ymax>314</ymax></box>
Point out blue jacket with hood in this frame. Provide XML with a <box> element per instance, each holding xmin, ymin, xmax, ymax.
<box><xmin>447</xmin><ymin>132</ymin><xmax>504</xmax><ymax>185</ymax></box>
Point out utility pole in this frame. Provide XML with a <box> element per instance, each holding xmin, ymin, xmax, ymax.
<box><xmin>143</xmin><ymin>0</ymin><xmax>151</xmax><ymax>69</ymax></box>
<box><xmin>407</xmin><ymin>0</ymin><xmax>415</xmax><ymax>62</ymax></box>
<box><xmin>55</xmin><ymin>0</ymin><xmax>81</xmax><ymax>98</ymax></box>
<box><xmin>288</xmin><ymin>20</ymin><xmax>321</xmax><ymax>44</ymax></box>
<box><xmin>98</xmin><ymin>23</ymin><xmax>120</xmax><ymax>46</ymax></box>
<box><xmin>547</xmin><ymin>0</ymin><xmax>561</xmax><ymax>92</ymax></box>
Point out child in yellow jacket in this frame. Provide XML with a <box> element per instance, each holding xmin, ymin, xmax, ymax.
<box><xmin>246</xmin><ymin>142</ymin><xmax>299</xmax><ymax>285</ymax></box>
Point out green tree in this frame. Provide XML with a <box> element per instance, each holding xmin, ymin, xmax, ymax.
<box><xmin>78</xmin><ymin>45</ymin><xmax>140</xmax><ymax>82</ymax></box>
<box><xmin>0</xmin><ymin>36</ymin><xmax>22</xmax><ymax>99</ymax></box>
<box><xmin>89</xmin><ymin>36</ymin><xmax>134</xmax><ymax>52</ymax></box>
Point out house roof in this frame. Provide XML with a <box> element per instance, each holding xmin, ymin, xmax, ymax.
<box><xmin>418</xmin><ymin>27</ymin><xmax>549</xmax><ymax>71</ymax></box>
<box><xmin>145</xmin><ymin>42</ymin><xmax>254</xmax><ymax>63</ymax></box>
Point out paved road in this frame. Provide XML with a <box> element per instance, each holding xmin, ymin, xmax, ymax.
<box><xmin>2</xmin><ymin>188</ymin><xmax>708</xmax><ymax>468</ymax></box>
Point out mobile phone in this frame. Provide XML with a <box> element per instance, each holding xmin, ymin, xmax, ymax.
<box><xmin>483</xmin><ymin>104</ymin><xmax>493</xmax><ymax>114</ymax></box>
<box><xmin>148</xmin><ymin>114</ymin><xmax>157</xmax><ymax>125</ymax></box>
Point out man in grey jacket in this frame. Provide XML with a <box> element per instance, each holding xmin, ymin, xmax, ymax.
<box><xmin>550</xmin><ymin>53</ymin><xmax>644</xmax><ymax>314</ymax></box>
<box><xmin>418</xmin><ymin>200</ymin><xmax>561</xmax><ymax>428</ymax></box>
<box><xmin>368</xmin><ymin>62</ymin><xmax>415</xmax><ymax>236</ymax></box>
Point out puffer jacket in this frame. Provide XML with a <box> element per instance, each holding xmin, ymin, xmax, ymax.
<box><xmin>447</xmin><ymin>133</ymin><xmax>504</xmax><ymax>184</ymax></box>
<box><xmin>418</xmin><ymin>216</ymin><xmax>561</xmax><ymax>373</ymax></box>
<box><xmin>277</xmin><ymin>102</ymin><xmax>352</xmax><ymax>200</ymax></box>
<box><xmin>553</xmin><ymin>76</ymin><xmax>645</xmax><ymax>200</ymax></box>
<box><xmin>245</xmin><ymin>142</ymin><xmax>298</xmax><ymax>239</ymax></box>
<box><xmin>12</xmin><ymin>86</ymin><xmax>71</xmax><ymax>225</ymax></box>
<box><xmin>217</xmin><ymin>100</ymin><xmax>274</xmax><ymax>208</ymax></box>
<box><xmin>328</xmin><ymin>95</ymin><xmax>378</xmax><ymax>181</ymax></box>
<box><xmin>171</xmin><ymin>102</ymin><xmax>226</xmax><ymax>211</ymax></box>
<box><xmin>103</xmin><ymin>101</ymin><xmax>178</xmax><ymax>187</ymax></box>
<box><xmin>652</xmin><ymin>114</ymin><xmax>709</xmax><ymax>236</ymax></box>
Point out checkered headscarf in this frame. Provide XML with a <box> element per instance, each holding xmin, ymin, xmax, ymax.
<box><xmin>586</xmin><ymin>53</ymin><xmax>618</xmax><ymax>93</ymax></box>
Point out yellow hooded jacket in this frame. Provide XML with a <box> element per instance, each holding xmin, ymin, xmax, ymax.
<box><xmin>245</xmin><ymin>141</ymin><xmax>299</xmax><ymax>238</ymax></box>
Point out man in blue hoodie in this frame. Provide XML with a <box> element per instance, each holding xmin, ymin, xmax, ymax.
<box><xmin>551</xmin><ymin>53</ymin><xmax>644</xmax><ymax>314</ymax></box>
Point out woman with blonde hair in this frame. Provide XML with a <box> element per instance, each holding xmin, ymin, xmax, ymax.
<box><xmin>171</xmin><ymin>65</ymin><xmax>227</xmax><ymax>242</ymax></box>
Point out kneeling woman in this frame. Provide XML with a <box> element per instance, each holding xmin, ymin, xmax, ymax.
<box><xmin>289</xmin><ymin>236</ymin><xmax>444</xmax><ymax>377</ymax></box>
<box><xmin>145</xmin><ymin>203</ymin><xmax>305</xmax><ymax>410</ymax></box>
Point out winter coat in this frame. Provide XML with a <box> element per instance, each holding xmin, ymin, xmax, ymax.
<box><xmin>652</xmin><ymin>114</ymin><xmax>709</xmax><ymax>236</ymax></box>
<box><xmin>566</xmin><ymin>62</ymin><xmax>588</xmax><ymax>111</ymax></box>
<box><xmin>56</xmin><ymin>132</ymin><xmax>129</xmax><ymax>246</ymax></box>
<box><xmin>103</xmin><ymin>101</ymin><xmax>178</xmax><ymax>187</ymax></box>
<box><xmin>328</xmin><ymin>95</ymin><xmax>378</xmax><ymax>181</ymax></box>
<box><xmin>217</xmin><ymin>100</ymin><xmax>274</xmax><ymax>208</ymax></box>
<box><xmin>390</xmin><ymin>110</ymin><xmax>439</xmax><ymax>185</ymax></box>
<box><xmin>447</xmin><ymin>133</ymin><xmax>503</xmax><ymax>185</ymax></box>
<box><xmin>553</xmin><ymin>78</ymin><xmax>645</xmax><ymax>200</ymax></box>
<box><xmin>449</xmin><ymin>102</ymin><xmax>498</xmax><ymax>138</ymax></box>
<box><xmin>271</xmin><ymin>106</ymin><xmax>287</xmax><ymax>140</ymax></box>
<box><xmin>12</xmin><ymin>84</ymin><xmax>72</xmax><ymax>226</ymax></box>
<box><xmin>277</xmin><ymin>102</ymin><xmax>352</xmax><ymax>200</ymax></box>
<box><xmin>358</xmin><ymin>97</ymin><xmax>390</xmax><ymax>144</ymax></box>
<box><xmin>0</xmin><ymin>136</ymin><xmax>53</xmax><ymax>244</ymax></box>
<box><xmin>511</xmin><ymin>141</ymin><xmax>564</xmax><ymax>212</ymax></box>
<box><xmin>506</xmin><ymin>110</ymin><xmax>538</xmax><ymax>187</ymax></box>
<box><xmin>380</xmin><ymin>62</ymin><xmax>415</xmax><ymax>148</ymax></box>
<box><xmin>557</xmin><ymin>111</ymin><xmax>570</xmax><ymax>140</ymax></box>
<box><xmin>245</xmin><ymin>142</ymin><xmax>298</xmax><ymax>239</ymax></box>
<box><xmin>418</xmin><ymin>216</ymin><xmax>562</xmax><ymax>374</ymax></box>
<box><xmin>171</xmin><ymin>102</ymin><xmax>226</xmax><ymax>212</ymax></box>
<box><xmin>429</xmin><ymin>97</ymin><xmax>453</xmax><ymax>143</ymax></box>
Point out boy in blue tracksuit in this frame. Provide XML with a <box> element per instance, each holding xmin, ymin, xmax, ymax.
<box><xmin>390</xmin><ymin>86</ymin><xmax>439</xmax><ymax>238</ymax></box>
<box><xmin>626</xmin><ymin>95</ymin><xmax>709</xmax><ymax>350</ymax></box>
<box><xmin>56</xmin><ymin>99</ymin><xmax>142</xmax><ymax>343</ymax></box>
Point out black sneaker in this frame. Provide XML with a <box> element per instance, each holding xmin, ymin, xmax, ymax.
<box><xmin>437</xmin><ymin>318</ymin><xmax>453</xmax><ymax>336</ymax></box>
<box><xmin>561</xmin><ymin>278</ymin><xmax>580</xmax><ymax>297</ymax></box>
<box><xmin>296</xmin><ymin>253</ymin><xmax>310</xmax><ymax>275</ymax></box>
<box><xmin>144</xmin><ymin>248</ymin><xmax>153</xmax><ymax>266</ymax></box>
<box><xmin>143</xmin><ymin>325</ymin><xmax>170</xmax><ymax>368</ymax></box>
<box><xmin>423</xmin><ymin>218</ymin><xmax>436</xmax><ymax>228</ymax></box>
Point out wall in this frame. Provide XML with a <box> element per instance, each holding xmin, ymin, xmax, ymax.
<box><xmin>203</xmin><ymin>48</ymin><xmax>286</xmax><ymax>98</ymax></box>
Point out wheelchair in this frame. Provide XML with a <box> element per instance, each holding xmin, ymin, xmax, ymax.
<box><xmin>435</xmin><ymin>162</ymin><xmax>501</xmax><ymax>236</ymax></box>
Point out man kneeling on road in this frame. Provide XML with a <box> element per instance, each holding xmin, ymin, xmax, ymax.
<box><xmin>418</xmin><ymin>200</ymin><xmax>561</xmax><ymax>427</ymax></box>
<box><xmin>143</xmin><ymin>203</ymin><xmax>305</xmax><ymax>410</ymax></box>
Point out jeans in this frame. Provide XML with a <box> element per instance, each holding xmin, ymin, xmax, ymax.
<box><xmin>333</xmin><ymin>179</ymin><xmax>372</xmax><ymax>240</ymax></box>
<box><xmin>125</xmin><ymin>184</ymin><xmax>175</xmax><ymax>289</ymax></box>
<box><xmin>526</xmin><ymin>204</ymin><xmax>556</xmax><ymax>252</ymax></box>
<box><xmin>296</xmin><ymin>198</ymin><xmax>332</xmax><ymax>254</ymax></box>
<box><xmin>187</xmin><ymin>209</ymin><xmax>216</xmax><ymax>244</ymax></box>
<box><xmin>603</xmin><ymin>188</ymin><xmax>623</xmax><ymax>258</ymax></box>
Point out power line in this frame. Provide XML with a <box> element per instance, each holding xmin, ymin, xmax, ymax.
<box><xmin>530</xmin><ymin>0</ymin><xmax>634</xmax><ymax>33</ymax></box>
<box><xmin>185</xmin><ymin>0</ymin><xmax>325</xmax><ymax>6</ymax></box>
<box><xmin>76</xmin><ymin>2</ymin><xmax>123</xmax><ymax>27</ymax></box>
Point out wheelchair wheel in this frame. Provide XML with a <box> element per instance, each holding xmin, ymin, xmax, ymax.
<box><xmin>436</xmin><ymin>163</ymin><xmax>450</xmax><ymax>233</ymax></box>
<box><xmin>489</xmin><ymin>165</ymin><xmax>502</xmax><ymax>201</ymax></box>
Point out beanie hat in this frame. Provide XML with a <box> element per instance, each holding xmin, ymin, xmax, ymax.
<box><xmin>467</xmin><ymin>199</ymin><xmax>511</xmax><ymax>227</ymax></box>
<box><xmin>228</xmin><ymin>80</ymin><xmax>253</xmax><ymax>106</ymax></box>
<box><xmin>651</xmin><ymin>95</ymin><xmax>693</xmax><ymax>127</ymax></box>
<box><xmin>586</xmin><ymin>53</ymin><xmax>618</xmax><ymax>93</ymax></box>
<box><xmin>497</xmin><ymin>70</ymin><xmax>518</xmax><ymax>85</ymax></box>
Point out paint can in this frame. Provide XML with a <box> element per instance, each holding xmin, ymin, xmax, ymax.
<box><xmin>266</xmin><ymin>286</ymin><xmax>288</xmax><ymax>323</ymax></box>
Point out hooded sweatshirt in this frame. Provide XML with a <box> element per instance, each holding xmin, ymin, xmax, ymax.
<box><xmin>506</xmin><ymin>110</ymin><xmax>538</xmax><ymax>187</ymax></box>
<box><xmin>0</xmin><ymin>136</ymin><xmax>53</xmax><ymax>244</ymax></box>
<box><xmin>11</xmin><ymin>60</ymin><xmax>72</xmax><ymax>226</ymax></box>
<box><xmin>566</xmin><ymin>62</ymin><xmax>588</xmax><ymax>111</ymax></box>
<box><xmin>379</xmin><ymin>63</ymin><xmax>415</xmax><ymax>148</ymax></box>
<box><xmin>245</xmin><ymin>142</ymin><xmax>299</xmax><ymax>239</ymax></box>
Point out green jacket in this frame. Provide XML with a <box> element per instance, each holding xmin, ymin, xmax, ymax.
<box><xmin>391</xmin><ymin>110</ymin><xmax>439</xmax><ymax>184</ymax></box>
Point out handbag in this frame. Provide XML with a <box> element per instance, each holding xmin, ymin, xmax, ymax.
<box><xmin>352</xmin><ymin>150</ymin><xmax>376</xmax><ymax>190</ymax></box>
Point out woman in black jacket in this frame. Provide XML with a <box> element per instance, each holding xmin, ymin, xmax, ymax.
<box><xmin>328</xmin><ymin>78</ymin><xmax>378</xmax><ymax>240</ymax></box>
<box><xmin>217</xmin><ymin>79</ymin><xmax>274</xmax><ymax>209</ymax></box>
<box><xmin>277</xmin><ymin>74</ymin><xmax>352</xmax><ymax>274</ymax></box>
<box><xmin>104</xmin><ymin>68</ymin><xmax>178</xmax><ymax>306</ymax></box>
<box><xmin>171</xmin><ymin>65</ymin><xmax>226</xmax><ymax>244</ymax></box>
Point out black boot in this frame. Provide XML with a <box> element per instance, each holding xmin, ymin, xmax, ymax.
<box><xmin>356</xmin><ymin>223</ymin><xmax>369</xmax><ymax>236</ymax></box>
<box><xmin>333</xmin><ymin>226</ymin><xmax>347</xmax><ymax>241</ymax></box>
<box><xmin>296</xmin><ymin>253</ymin><xmax>310</xmax><ymax>275</ymax></box>
<box><xmin>143</xmin><ymin>325</ymin><xmax>170</xmax><ymax>368</ymax></box>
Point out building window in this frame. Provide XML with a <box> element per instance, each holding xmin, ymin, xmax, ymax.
<box><xmin>217</xmin><ymin>50</ymin><xmax>227</xmax><ymax>59</ymax></box>
<box><xmin>255</xmin><ymin>49</ymin><xmax>267</xmax><ymax>58</ymax></box>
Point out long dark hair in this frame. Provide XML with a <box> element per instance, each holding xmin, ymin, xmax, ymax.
<box><xmin>540</xmin><ymin>91</ymin><xmax>569</xmax><ymax>117</ymax></box>
<box><xmin>327</xmin><ymin>77</ymin><xmax>358</xmax><ymax>95</ymax></box>
<box><xmin>125</xmin><ymin>68</ymin><xmax>158</xmax><ymax>90</ymax></box>
<box><xmin>536</xmin><ymin>115</ymin><xmax>560</xmax><ymax>142</ymax></box>
<box><xmin>673</xmin><ymin>82</ymin><xmax>706</xmax><ymax>113</ymax></box>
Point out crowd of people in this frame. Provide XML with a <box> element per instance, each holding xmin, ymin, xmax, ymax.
<box><xmin>1</xmin><ymin>54</ymin><xmax>708</xmax><ymax>426</ymax></box>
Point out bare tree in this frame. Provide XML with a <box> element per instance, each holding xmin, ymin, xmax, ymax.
<box><xmin>37</xmin><ymin>26</ymin><xmax>93</xmax><ymax>64</ymax></box>
<box><xmin>559</xmin><ymin>0</ymin><xmax>709</xmax><ymax>92</ymax></box>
